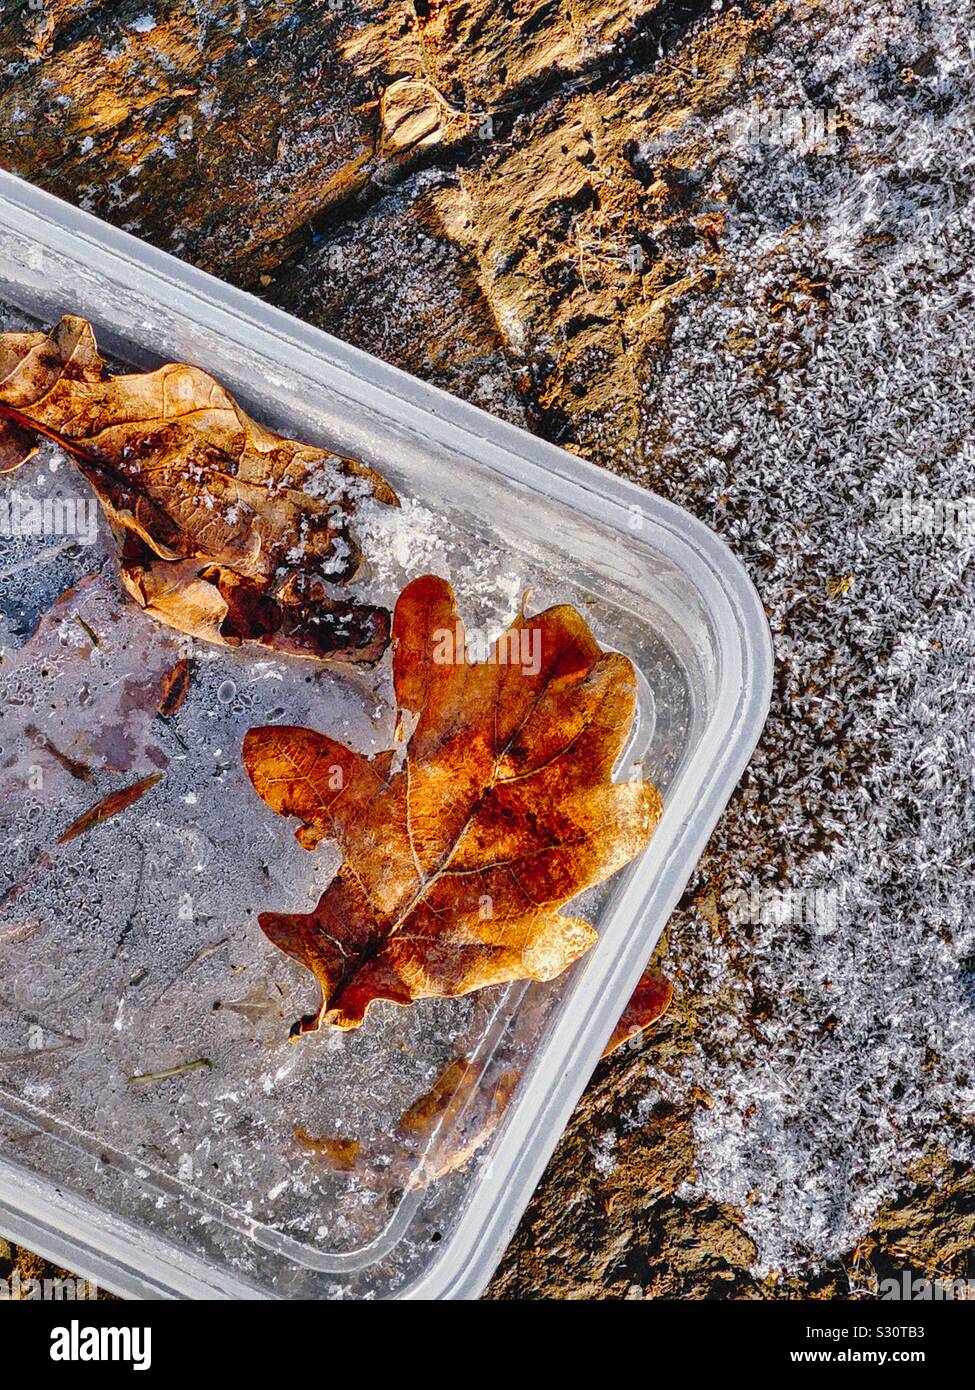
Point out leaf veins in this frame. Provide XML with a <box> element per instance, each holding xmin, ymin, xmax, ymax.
<box><xmin>244</xmin><ymin>574</ymin><xmax>662</xmax><ymax>1031</ymax></box>
<box><xmin>0</xmin><ymin>316</ymin><xmax>398</xmax><ymax>664</ymax></box>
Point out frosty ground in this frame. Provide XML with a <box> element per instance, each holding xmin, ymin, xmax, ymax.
<box><xmin>0</xmin><ymin>0</ymin><xmax>973</xmax><ymax>1296</ymax></box>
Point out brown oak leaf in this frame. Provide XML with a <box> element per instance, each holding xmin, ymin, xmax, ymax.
<box><xmin>0</xmin><ymin>316</ymin><xmax>397</xmax><ymax>663</ymax></box>
<box><xmin>243</xmin><ymin>574</ymin><xmax>662</xmax><ymax>1032</ymax></box>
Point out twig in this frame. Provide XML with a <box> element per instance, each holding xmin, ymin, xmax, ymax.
<box><xmin>128</xmin><ymin>1058</ymin><xmax>213</xmax><ymax>1085</ymax></box>
<box><xmin>72</xmin><ymin>614</ymin><xmax>101</xmax><ymax>647</ymax></box>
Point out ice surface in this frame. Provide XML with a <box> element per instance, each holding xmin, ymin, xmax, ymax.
<box><xmin>0</xmin><ymin>298</ymin><xmax>695</xmax><ymax>1295</ymax></box>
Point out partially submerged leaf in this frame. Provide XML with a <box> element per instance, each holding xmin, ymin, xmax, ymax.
<box><xmin>295</xmin><ymin>1053</ymin><xmax>518</xmax><ymax>1189</ymax></box>
<box><xmin>0</xmin><ymin>573</ymin><xmax>183</xmax><ymax>797</ymax></box>
<box><xmin>58</xmin><ymin>771</ymin><xmax>164</xmax><ymax>844</ymax></box>
<box><xmin>0</xmin><ymin>578</ymin><xmax>182</xmax><ymax>909</ymax></box>
<box><xmin>0</xmin><ymin>316</ymin><xmax>398</xmax><ymax>664</ymax></box>
<box><xmin>244</xmin><ymin>574</ymin><xmax>662</xmax><ymax>1032</ymax></box>
<box><xmin>294</xmin><ymin>1130</ymin><xmax>361</xmax><ymax>1172</ymax></box>
<box><xmin>399</xmin><ymin>1057</ymin><xmax>477</xmax><ymax>1134</ymax></box>
<box><xmin>295</xmin><ymin>965</ymin><xmax>673</xmax><ymax>1190</ymax></box>
<box><xmin>399</xmin><ymin>1057</ymin><xmax>520</xmax><ymax>1182</ymax></box>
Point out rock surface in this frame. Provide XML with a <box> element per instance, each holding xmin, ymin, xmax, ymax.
<box><xmin>2</xmin><ymin>0</ymin><xmax>974</xmax><ymax>1298</ymax></box>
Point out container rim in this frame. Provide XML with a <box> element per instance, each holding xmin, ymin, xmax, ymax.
<box><xmin>0</xmin><ymin>169</ymin><xmax>773</xmax><ymax>1300</ymax></box>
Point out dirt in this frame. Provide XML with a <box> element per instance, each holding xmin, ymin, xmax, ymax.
<box><xmin>487</xmin><ymin>988</ymin><xmax>975</xmax><ymax>1299</ymax></box>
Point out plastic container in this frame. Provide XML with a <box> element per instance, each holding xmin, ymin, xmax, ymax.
<box><xmin>0</xmin><ymin>169</ymin><xmax>772</xmax><ymax>1300</ymax></box>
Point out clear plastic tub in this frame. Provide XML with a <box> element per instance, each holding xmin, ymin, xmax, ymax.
<box><xmin>0</xmin><ymin>169</ymin><xmax>772</xmax><ymax>1300</ymax></box>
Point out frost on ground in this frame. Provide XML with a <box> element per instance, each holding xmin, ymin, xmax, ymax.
<box><xmin>2</xmin><ymin>0</ymin><xmax>974</xmax><ymax>1297</ymax></box>
<box><xmin>613</xmin><ymin>0</ymin><xmax>975</xmax><ymax>1274</ymax></box>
